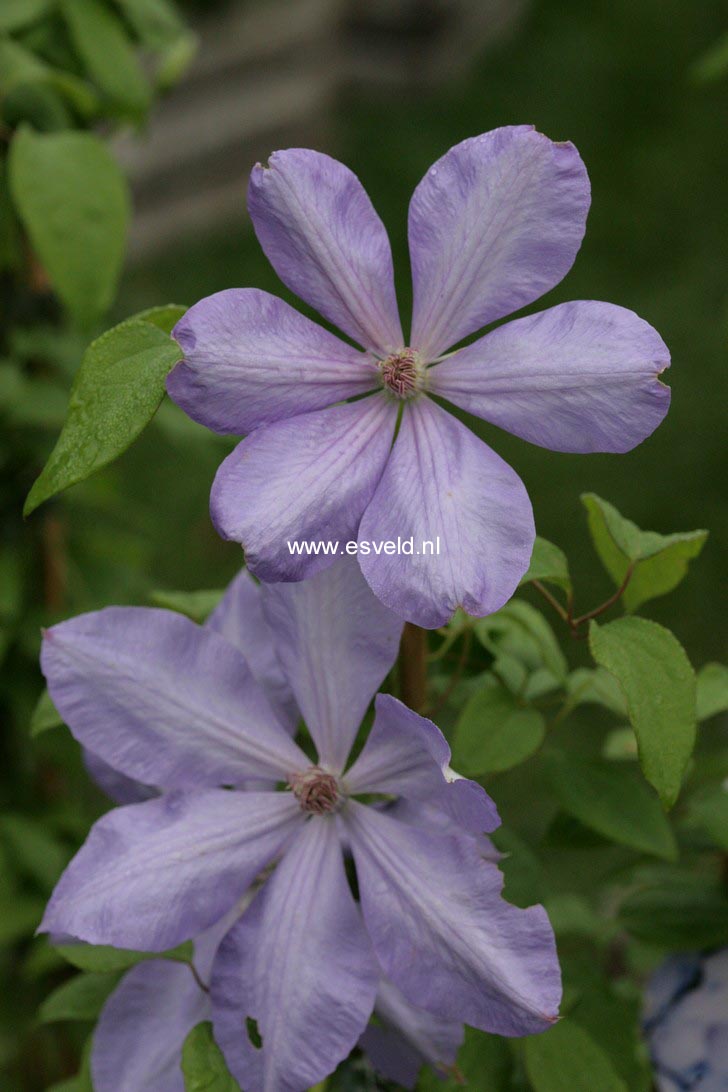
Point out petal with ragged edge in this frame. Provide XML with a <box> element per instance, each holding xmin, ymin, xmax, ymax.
<box><xmin>248</xmin><ymin>149</ymin><xmax>402</xmax><ymax>353</ymax></box>
<box><xmin>346</xmin><ymin>802</ymin><xmax>561</xmax><ymax>1036</ymax></box>
<box><xmin>211</xmin><ymin>817</ymin><xmax>378</xmax><ymax>1092</ymax></box>
<box><xmin>358</xmin><ymin>398</ymin><xmax>534</xmax><ymax>628</ymax></box>
<box><xmin>167</xmin><ymin>289</ymin><xmax>377</xmax><ymax>435</ymax></box>
<box><xmin>409</xmin><ymin>127</ymin><xmax>590</xmax><ymax>359</ymax></box>
<box><xmin>41</xmin><ymin>608</ymin><xmax>306</xmax><ymax>790</ymax></box>
<box><xmin>429</xmin><ymin>301</ymin><xmax>671</xmax><ymax>453</ymax></box>
<box><xmin>346</xmin><ymin>694</ymin><xmax>498</xmax><ymax>833</ymax></box>
<box><xmin>261</xmin><ymin>558</ymin><xmax>403</xmax><ymax>771</ymax></box>
<box><xmin>40</xmin><ymin>791</ymin><xmax>302</xmax><ymax>951</ymax></box>
<box><xmin>211</xmin><ymin>396</ymin><xmax>397</xmax><ymax>583</ymax></box>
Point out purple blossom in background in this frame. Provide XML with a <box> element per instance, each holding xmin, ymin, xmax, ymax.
<box><xmin>167</xmin><ymin>125</ymin><xmax>671</xmax><ymax>627</ymax></box>
<box><xmin>39</xmin><ymin>559</ymin><xmax>560</xmax><ymax>1091</ymax></box>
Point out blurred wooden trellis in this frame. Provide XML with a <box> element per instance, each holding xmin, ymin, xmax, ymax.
<box><xmin>117</xmin><ymin>0</ymin><xmax>527</xmax><ymax>257</ymax></box>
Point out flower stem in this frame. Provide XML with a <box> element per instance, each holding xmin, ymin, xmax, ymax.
<box><xmin>399</xmin><ymin>622</ymin><xmax>428</xmax><ymax>712</ymax></box>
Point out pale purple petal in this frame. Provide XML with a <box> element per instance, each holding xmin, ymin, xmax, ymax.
<box><xmin>83</xmin><ymin>750</ymin><xmax>156</xmax><ymax>805</ymax></box>
<box><xmin>211</xmin><ymin>817</ymin><xmax>378</xmax><ymax>1092</ymax></box>
<box><xmin>358</xmin><ymin>398</ymin><xmax>534</xmax><ymax>628</ymax></box>
<box><xmin>211</xmin><ymin>395</ymin><xmax>397</xmax><ymax>583</ymax></box>
<box><xmin>360</xmin><ymin>977</ymin><xmax>463</xmax><ymax>1088</ymax></box>
<box><xmin>429</xmin><ymin>301</ymin><xmax>671</xmax><ymax>453</ymax></box>
<box><xmin>41</xmin><ymin>791</ymin><xmax>302</xmax><ymax>950</ymax></box>
<box><xmin>346</xmin><ymin>694</ymin><xmax>498</xmax><ymax>833</ymax></box>
<box><xmin>409</xmin><ymin>127</ymin><xmax>590</xmax><ymax>359</ymax></box>
<box><xmin>207</xmin><ymin>569</ymin><xmax>298</xmax><ymax>732</ymax></box>
<box><xmin>346</xmin><ymin>802</ymin><xmax>561</xmax><ymax>1035</ymax></box>
<box><xmin>262</xmin><ymin>559</ymin><xmax>403</xmax><ymax>771</ymax></box>
<box><xmin>248</xmin><ymin>149</ymin><xmax>402</xmax><ymax>353</ymax></box>
<box><xmin>92</xmin><ymin>958</ymin><xmax>207</xmax><ymax>1092</ymax></box>
<box><xmin>41</xmin><ymin>608</ymin><xmax>307</xmax><ymax>790</ymax></box>
<box><xmin>167</xmin><ymin>289</ymin><xmax>377</xmax><ymax>434</ymax></box>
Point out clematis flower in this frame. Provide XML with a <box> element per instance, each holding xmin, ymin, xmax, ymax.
<box><xmin>39</xmin><ymin>559</ymin><xmax>560</xmax><ymax>1092</ymax></box>
<box><xmin>167</xmin><ymin>125</ymin><xmax>671</xmax><ymax>627</ymax></box>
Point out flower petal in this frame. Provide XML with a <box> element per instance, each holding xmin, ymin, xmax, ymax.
<box><xmin>211</xmin><ymin>396</ymin><xmax>397</xmax><ymax>582</ymax></box>
<box><xmin>83</xmin><ymin>750</ymin><xmax>156</xmax><ymax>805</ymax></box>
<box><xmin>358</xmin><ymin>398</ymin><xmax>534</xmax><ymax>628</ymax></box>
<box><xmin>262</xmin><ymin>559</ymin><xmax>403</xmax><ymax>771</ymax></box>
<box><xmin>167</xmin><ymin>289</ymin><xmax>377</xmax><ymax>434</ymax></box>
<box><xmin>41</xmin><ymin>607</ymin><xmax>307</xmax><ymax>790</ymax></box>
<box><xmin>346</xmin><ymin>694</ymin><xmax>498</xmax><ymax>833</ymax></box>
<box><xmin>360</xmin><ymin>977</ymin><xmax>463</xmax><ymax>1089</ymax></box>
<box><xmin>207</xmin><ymin>568</ymin><xmax>298</xmax><ymax>732</ymax></box>
<box><xmin>248</xmin><ymin>149</ymin><xmax>403</xmax><ymax>353</ymax></box>
<box><xmin>346</xmin><ymin>802</ymin><xmax>561</xmax><ymax>1035</ymax></box>
<box><xmin>211</xmin><ymin>817</ymin><xmax>378</xmax><ymax>1092</ymax></box>
<box><xmin>41</xmin><ymin>790</ymin><xmax>302</xmax><ymax>950</ymax></box>
<box><xmin>409</xmin><ymin>127</ymin><xmax>590</xmax><ymax>359</ymax></box>
<box><xmin>429</xmin><ymin>301</ymin><xmax>671</xmax><ymax>452</ymax></box>
<box><xmin>92</xmin><ymin>958</ymin><xmax>207</xmax><ymax>1092</ymax></box>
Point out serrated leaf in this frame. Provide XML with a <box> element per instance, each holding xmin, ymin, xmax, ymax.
<box><xmin>524</xmin><ymin>1018</ymin><xmax>627</xmax><ymax>1092</ymax></box>
<box><xmin>150</xmin><ymin>588</ymin><xmax>224</xmax><ymax>623</ymax></box>
<box><xmin>61</xmin><ymin>0</ymin><xmax>150</xmax><ymax>117</ymax></box>
<box><xmin>696</xmin><ymin>662</ymin><xmax>728</xmax><ymax>721</ymax></box>
<box><xmin>542</xmin><ymin>751</ymin><xmax>677</xmax><ymax>860</ymax></box>
<box><xmin>56</xmin><ymin>939</ymin><xmax>193</xmax><ymax>973</ymax></box>
<box><xmin>590</xmin><ymin>617</ymin><xmax>696</xmax><ymax>808</ymax></box>
<box><xmin>8</xmin><ymin>127</ymin><xmax>129</xmax><ymax>328</ymax></box>
<box><xmin>519</xmin><ymin>535</ymin><xmax>571</xmax><ymax>593</ymax></box>
<box><xmin>24</xmin><ymin>318</ymin><xmax>182</xmax><ymax>515</ymax></box>
<box><xmin>39</xmin><ymin>970</ymin><xmax>121</xmax><ymax>1023</ymax></box>
<box><xmin>475</xmin><ymin>599</ymin><xmax>567</xmax><ymax>683</ymax></box>
<box><xmin>30</xmin><ymin>687</ymin><xmax>63</xmax><ymax>737</ymax></box>
<box><xmin>182</xmin><ymin>1021</ymin><xmax>240</xmax><ymax>1091</ymax></box>
<box><xmin>619</xmin><ymin>876</ymin><xmax>728</xmax><ymax>948</ymax></box>
<box><xmin>0</xmin><ymin>0</ymin><xmax>53</xmax><ymax>32</ymax></box>
<box><xmin>453</xmin><ymin>675</ymin><xmax>545</xmax><ymax>775</ymax></box>
<box><xmin>582</xmin><ymin>493</ymin><xmax>707</xmax><ymax>611</ymax></box>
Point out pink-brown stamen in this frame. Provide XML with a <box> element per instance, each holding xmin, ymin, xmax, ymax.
<box><xmin>379</xmin><ymin>348</ymin><xmax>424</xmax><ymax>399</ymax></box>
<box><xmin>288</xmin><ymin>766</ymin><xmax>342</xmax><ymax>815</ymax></box>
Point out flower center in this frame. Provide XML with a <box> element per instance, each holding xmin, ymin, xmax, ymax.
<box><xmin>288</xmin><ymin>766</ymin><xmax>342</xmax><ymax>815</ymax></box>
<box><xmin>378</xmin><ymin>348</ymin><xmax>425</xmax><ymax>399</ymax></box>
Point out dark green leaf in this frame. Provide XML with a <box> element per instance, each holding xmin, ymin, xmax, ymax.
<box><xmin>30</xmin><ymin>688</ymin><xmax>63</xmax><ymax>737</ymax></box>
<box><xmin>519</xmin><ymin>535</ymin><xmax>571</xmax><ymax>593</ymax></box>
<box><xmin>56</xmin><ymin>939</ymin><xmax>193</xmax><ymax>972</ymax></box>
<box><xmin>590</xmin><ymin>617</ymin><xmax>696</xmax><ymax>808</ymax></box>
<box><xmin>619</xmin><ymin>876</ymin><xmax>728</xmax><ymax>948</ymax></box>
<box><xmin>582</xmin><ymin>493</ymin><xmax>707</xmax><ymax>611</ymax></box>
<box><xmin>182</xmin><ymin>1021</ymin><xmax>240</xmax><ymax>1091</ymax></box>
<box><xmin>0</xmin><ymin>895</ymin><xmax>45</xmax><ymax>945</ymax></box>
<box><xmin>524</xmin><ymin>1017</ymin><xmax>627</xmax><ymax>1092</ymax></box>
<box><xmin>24</xmin><ymin>318</ymin><xmax>183</xmax><ymax>515</ymax></box>
<box><xmin>0</xmin><ymin>813</ymin><xmax>68</xmax><ymax>889</ymax></box>
<box><xmin>542</xmin><ymin>751</ymin><xmax>677</xmax><ymax>860</ymax></box>
<box><xmin>0</xmin><ymin>0</ymin><xmax>53</xmax><ymax>32</ymax></box>
<box><xmin>696</xmin><ymin>662</ymin><xmax>728</xmax><ymax>721</ymax></box>
<box><xmin>39</xmin><ymin>970</ymin><xmax>121</xmax><ymax>1023</ymax></box>
<box><xmin>9</xmin><ymin>127</ymin><xmax>129</xmax><ymax>328</ymax></box>
<box><xmin>419</xmin><ymin>1026</ymin><xmax>511</xmax><ymax>1090</ymax></box>
<box><xmin>452</xmin><ymin>675</ymin><xmax>545</xmax><ymax>775</ymax></box>
<box><xmin>61</xmin><ymin>0</ymin><xmax>150</xmax><ymax>117</ymax></box>
<box><xmin>686</xmin><ymin>788</ymin><xmax>728</xmax><ymax>850</ymax></box>
<box><xmin>150</xmin><ymin>588</ymin><xmax>224</xmax><ymax>623</ymax></box>
<box><xmin>475</xmin><ymin>600</ymin><xmax>567</xmax><ymax>683</ymax></box>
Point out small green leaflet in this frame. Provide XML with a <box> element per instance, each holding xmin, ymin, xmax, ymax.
<box><xmin>475</xmin><ymin>599</ymin><xmax>568</xmax><ymax>684</ymax></box>
<box><xmin>524</xmin><ymin>1018</ymin><xmax>627</xmax><ymax>1092</ymax></box>
<box><xmin>30</xmin><ymin>688</ymin><xmax>63</xmax><ymax>737</ymax></box>
<box><xmin>8</xmin><ymin>127</ymin><xmax>129</xmax><ymax>328</ymax></box>
<box><xmin>182</xmin><ymin>1022</ymin><xmax>240</xmax><ymax>1091</ymax></box>
<box><xmin>150</xmin><ymin>589</ymin><xmax>225</xmax><ymax>623</ymax></box>
<box><xmin>24</xmin><ymin>308</ymin><xmax>186</xmax><ymax>516</ymax></box>
<box><xmin>519</xmin><ymin>535</ymin><xmax>571</xmax><ymax>594</ymax></box>
<box><xmin>55</xmin><ymin>939</ymin><xmax>193</xmax><ymax>973</ymax></box>
<box><xmin>0</xmin><ymin>0</ymin><xmax>53</xmax><ymax>32</ymax></box>
<box><xmin>619</xmin><ymin>875</ymin><xmax>728</xmax><ymax>948</ymax></box>
<box><xmin>696</xmin><ymin>661</ymin><xmax>728</xmax><ymax>721</ymax></box>
<box><xmin>418</xmin><ymin>1027</ymin><xmax>512</xmax><ymax>1091</ymax></box>
<box><xmin>453</xmin><ymin>675</ymin><xmax>545</xmax><ymax>775</ymax></box>
<box><xmin>589</xmin><ymin>617</ymin><xmax>696</xmax><ymax>809</ymax></box>
<box><xmin>582</xmin><ymin>493</ymin><xmax>707</xmax><ymax>611</ymax></box>
<box><xmin>38</xmin><ymin>970</ymin><xmax>121</xmax><ymax>1023</ymax></box>
<box><xmin>60</xmin><ymin>0</ymin><xmax>151</xmax><ymax>118</ymax></box>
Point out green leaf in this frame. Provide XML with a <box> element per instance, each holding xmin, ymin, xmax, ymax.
<box><xmin>519</xmin><ymin>535</ymin><xmax>571</xmax><ymax>593</ymax></box>
<box><xmin>582</xmin><ymin>493</ymin><xmax>707</xmax><ymax>611</ymax></box>
<box><xmin>39</xmin><ymin>970</ymin><xmax>121</xmax><ymax>1023</ymax></box>
<box><xmin>542</xmin><ymin>750</ymin><xmax>677</xmax><ymax>860</ymax></box>
<box><xmin>452</xmin><ymin>675</ymin><xmax>545</xmax><ymax>775</ymax></box>
<box><xmin>134</xmin><ymin>303</ymin><xmax>187</xmax><ymax>335</ymax></box>
<box><xmin>24</xmin><ymin>318</ymin><xmax>183</xmax><ymax>515</ymax></box>
<box><xmin>601</xmin><ymin>726</ymin><xmax>639</xmax><ymax>761</ymax></box>
<box><xmin>8</xmin><ymin>127</ymin><xmax>129</xmax><ymax>328</ymax></box>
<box><xmin>566</xmin><ymin>667</ymin><xmax>628</xmax><ymax>716</ymax></box>
<box><xmin>114</xmin><ymin>0</ymin><xmax>186</xmax><ymax>46</ymax></box>
<box><xmin>475</xmin><ymin>600</ymin><xmax>568</xmax><ymax>683</ymax></box>
<box><xmin>589</xmin><ymin>617</ymin><xmax>696</xmax><ymax>808</ymax></box>
<box><xmin>619</xmin><ymin>876</ymin><xmax>728</xmax><ymax>948</ymax></box>
<box><xmin>686</xmin><ymin>788</ymin><xmax>728</xmax><ymax>850</ymax></box>
<box><xmin>182</xmin><ymin>1021</ymin><xmax>240</xmax><ymax>1092</ymax></box>
<box><xmin>0</xmin><ymin>0</ymin><xmax>53</xmax><ymax>32</ymax></box>
<box><xmin>61</xmin><ymin>0</ymin><xmax>150</xmax><ymax>117</ymax></box>
<box><xmin>56</xmin><ymin>940</ymin><xmax>193</xmax><ymax>973</ymax></box>
<box><xmin>419</xmin><ymin>1026</ymin><xmax>511</xmax><ymax>1090</ymax></box>
<box><xmin>155</xmin><ymin>30</ymin><xmax>197</xmax><ymax>91</ymax></box>
<box><xmin>0</xmin><ymin>813</ymin><xmax>68</xmax><ymax>889</ymax></box>
<box><xmin>30</xmin><ymin>687</ymin><xmax>63</xmax><ymax>737</ymax></box>
<box><xmin>0</xmin><ymin>894</ymin><xmax>45</xmax><ymax>945</ymax></box>
<box><xmin>150</xmin><ymin>588</ymin><xmax>224</xmax><ymax>623</ymax></box>
<box><xmin>524</xmin><ymin>1018</ymin><xmax>627</xmax><ymax>1092</ymax></box>
<box><xmin>696</xmin><ymin>662</ymin><xmax>728</xmax><ymax>721</ymax></box>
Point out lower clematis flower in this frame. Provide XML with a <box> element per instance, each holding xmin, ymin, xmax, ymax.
<box><xmin>167</xmin><ymin>125</ymin><xmax>671</xmax><ymax>627</ymax></box>
<box><xmin>40</xmin><ymin>558</ymin><xmax>561</xmax><ymax>1091</ymax></box>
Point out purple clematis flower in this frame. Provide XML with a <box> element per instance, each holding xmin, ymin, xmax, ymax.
<box><xmin>167</xmin><ymin>125</ymin><xmax>671</xmax><ymax>627</ymax></box>
<box><xmin>40</xmin><ymin>559</ymin><xmax>560</xmax><ymax>1092</ymax></box>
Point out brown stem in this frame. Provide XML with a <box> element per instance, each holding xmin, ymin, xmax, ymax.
<box><xmin>532</xmin><ymin>563</ymin><xmax>635</xmax><ymax>638</ymax></box>
<box><xmin>399</xmin><ymin>622</ymin><xmax>428</xmax><ymax>712</ymax></box>
<box><xmin>426</xmin><ymin>628</ymin><xmax>472</xmax><ymax>719</ymax></box>
<box><xmin>531</xmin><ymin>580</ymin><xmax>570</xmax><ymax>624</ymax></box>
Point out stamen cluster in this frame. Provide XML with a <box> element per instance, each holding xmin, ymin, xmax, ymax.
<box><xmin>288</xmin><ymin>766</ymin><xmax>341</xmax><ymax>814</ymax></box>
<box><xmin>379</xmin><ymin>348</ymin><xmax>424</xmax><ymax>399</ymax></box>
